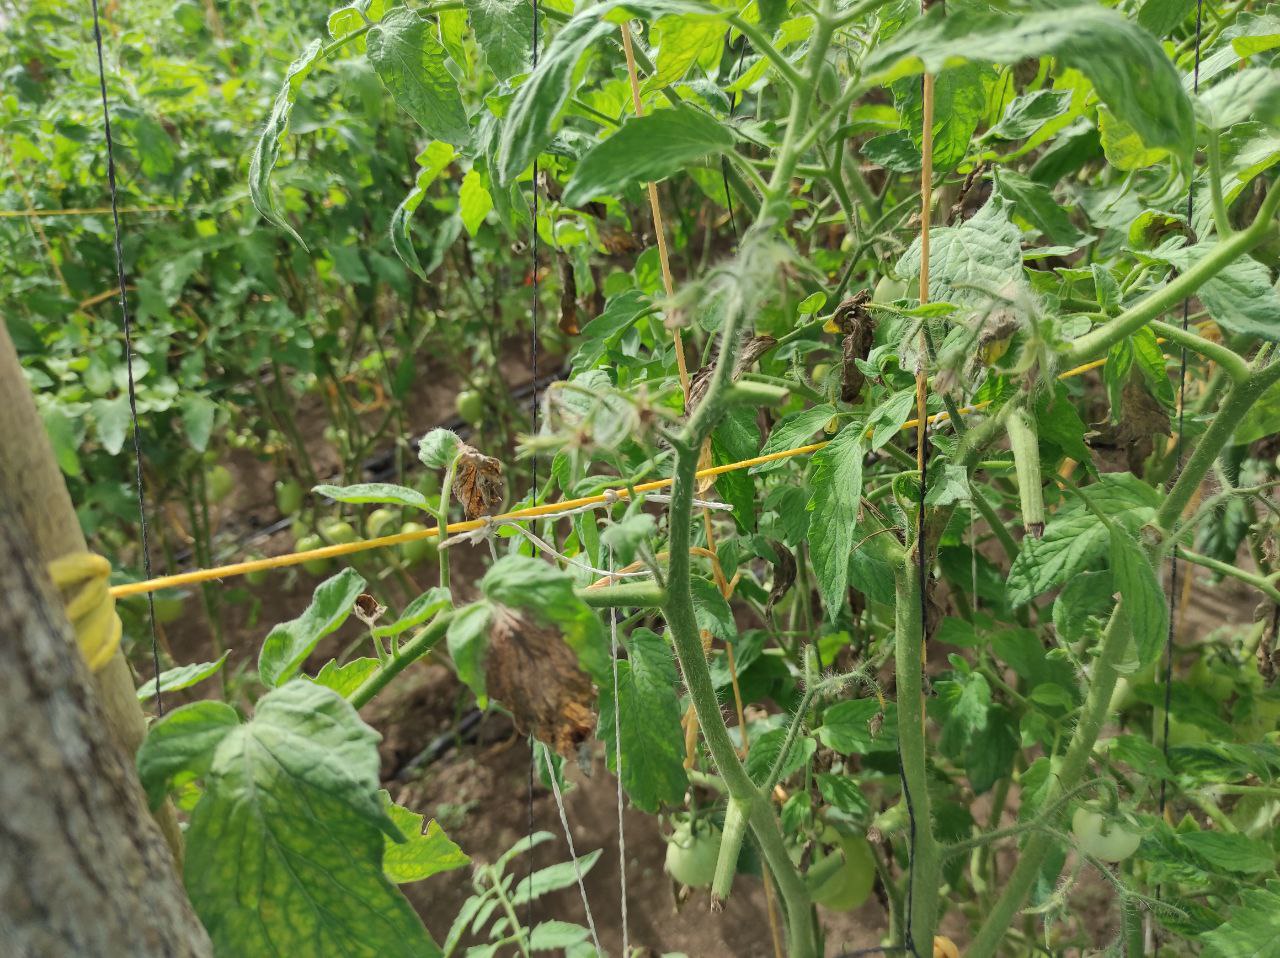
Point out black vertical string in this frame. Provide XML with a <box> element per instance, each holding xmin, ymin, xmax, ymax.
<box><xmin>526</xmin><ymin>0</ymin><xmax>541</xmax><ymax>934</ymax></box>
<box><xmin>719</xmin><ymin>32</ymin><xmax>747</xmax><ymax>244</ymax></box>
<box><xmin>90</xmin><ymin>0</ymin><xmax>163</xmax><ymax>713</ymax></box>
<box><xmin>1159</xmin><ymin>0</ymin><xmax>1203</xmax><ymax>818</ymax></box>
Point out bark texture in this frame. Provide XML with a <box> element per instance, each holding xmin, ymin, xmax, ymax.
<box><xmin>0</xmin><ymin>510</ymin><xmax>212</xmax><ymax>957</ymax></box>
<box><xmin>0</xmin><ymin>325</ymin><xmax>184</xmax><ymax>858</ymax></box>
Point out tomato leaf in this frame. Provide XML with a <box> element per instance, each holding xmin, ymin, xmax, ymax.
<box><xmin>447</xmin><ymin>601</ymin><xmax>494</xmax><ymax>704</ymax></box>
<box><xmin>391</xmin><ymin>142</ymin><xmax>456</xmax><ymax>280</ymax></box>
<box><xmin>367</xmin><ymin>10</ymin><xmax>470</xmax><ymax>146</ymax></box>
<box><xmin>480</xmin><ymin>555</ymin><xmax>611</xmax><ymax>682</ymax></box>
<box><xmin>184</xmin><ymin>682</ymin><xmax>440</xmax><ymax>957</ymax></box>
<box><xmin>465</xmin><ymin>0</ymin><xmax>534</xmax><ymax>80</ymax></box>
<box><xmin>380</xmin><ymin>791</ymin><xmax>470</xmax><ymax>883</ymax></box>
<box><xmin>597</xmin><ymin>627</ymin><xmax>688</xmax><ymax>812</ymax></box>
<box><xmin>313</xmin><ymin>481</ymin><xmax>432</xmax><ymax>510</ymax></box>
<box><xmin>137</xmin><ymin>651</ymin><xmax>230</xmax><ymax>702</ymax></box>
<box><xmin>249</xmin><ymin>40</ymin><xmax>324</xmax><ymax>246</ymax></box>
<box><xmin>897</xmin><ymin>195</ymin><xmax>1024</xmax><ymax>307</ymax></box>
<box><xmin>866</xmin><ymin>5</ymin><xmax>1194</xmax><ymax>157</ymax></box>
<box><xmin>807</xmin><ymin>420</ymin><xmax>866</xmax><ymax>617</ymax></box>
<box><xmin>258</xmin><ymin>568</ymin><xmax>367</xmax><ymax>686</ymax></box>
<box><xmin>136</xmin><ymin>700</ymin><xmax>241</xmax><ymax>809</ymax></box>
<box><xmin>496</xmin><ymin>15</ymin><xmax>616</xmax><ymax>183</ymax></box>
<box><xmin>752</xmin><ymin>404</ymin><xmax>836</xmax><ymax>473</ymax></box>
<box><xmin>310</xmin><ymin>657</ymin><xmax>381</xmax><ymax>699</ymax></box>
<box><xmin>562</xmin><ymin>105</ymin><xmax>734</xmax><ymax>207</ymax></box>
<box><xmin>1008</xmin><ymin>474</ymin><xmax>1159</xmax><ymax>605</ymax></box>
<box><xmin>1201</xmin><ymin>885</ymin><xmax>1280</xmax><ymax>956</ymax></box>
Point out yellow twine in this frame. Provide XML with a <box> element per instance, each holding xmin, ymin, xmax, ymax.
<box><xmin>104</xmin><ymin>334</ymin><xmax>1194</xmax><ymax>601</ymax></box>
<box><xmin>0</xmin><ymin>205</ymin><xmax>180</xmax><ymax>219</ymax></box>
<box><xmin>49</xmin><ymin>553</ymin><xmax>123</xmax><ymax>671</ymax></box>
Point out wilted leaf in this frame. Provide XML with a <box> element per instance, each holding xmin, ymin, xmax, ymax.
<box><xmin>453</xmin><ymin>443</ymin><xmax>505</xmax><ymax>518</ymax></box>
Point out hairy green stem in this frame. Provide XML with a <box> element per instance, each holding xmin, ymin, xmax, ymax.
<box><xmin>1158</xmin><ymin>358</ymin><xmax>1280</xmax><ymax>532</ymax></box>
<box><xmin>968</xmin><ymin>355</ymin><xmax>1280</xmax><ymax>954</ymax></box>
<box><xmin>1207</xmin><ymin>128</ymin><xmax>1232</xmax><ymax>238</ymax></box>
<box><xmin>577</xmin><ymin>581</ymin><xmax>667</xmax><ymax>607</ymax></box>
<box><xmin>1176</xmin><ymin>547</ymin><xmax>1280</xmax><ymax>603</ymax></box>
<box><xmin>1148</xmin><ymin>319</ymin><xmax>1249</xmax><ymax>383</ymax></box>
<box><xmin>350</xmin><ymin>611</ymin><xmax>453</xmax><ymax>708</ymax></box>
<box><xmin>966</xmin><ymin>613</ymin><xmax>1129</xmax><ymax>957</ymax></box>
<box><xmin>893</xmin><ymin>561</ymin><xmax>941</xmax><ymax>949</ymax></box>
<box><xmin>1066</xmin><ymin>184</ymin><xmax>1280</xmax><ymax>365</ymax></box>
<box><xmin>436</xmin><ymin>457</ymin><xmax>458</xmax><ymax>591</ymax></box>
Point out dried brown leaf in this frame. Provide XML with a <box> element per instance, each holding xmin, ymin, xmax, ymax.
<box><xmin>835</xmin><ymin>291</ymin><xmax>875</xmax><ymax>403</ymax></box>
<box><xmin>558</xmin><ymin>254</ymin><xmax>579</xmax><ymax>335</ymax></box>
<box><xmin>766</xmin><ymin>541</ymin><xmax>797</xmax><ymax>617</ymax></box>
<box><xmin>453</xmin><ymin>444</ymin><xmax>505</xmax><ymax>519</ymax></box>
<box><xmin>485</xmin><ymin>606</ymin><xmax>597</xmax><ymax>757</ymax></box>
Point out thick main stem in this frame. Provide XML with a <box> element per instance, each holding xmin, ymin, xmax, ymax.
<box><xmin>894</xmin><ymin>562</ymin><xmax>941</xmax><ymax>948</ymax></box>
<box><xmin>665</xmin><ymin>436</ymin><xmax>817</xmax><ymax>958</ymax></box>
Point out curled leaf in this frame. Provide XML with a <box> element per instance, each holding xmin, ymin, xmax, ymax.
<box><xmin>452</xmin><ymin>444</ymin><xmax>505</xmax><ymax>518</ymax></box>
<box><xmin>834</xmin><ymin>291</ymin><xmax>875</xmax><ymax>403</ymax></box>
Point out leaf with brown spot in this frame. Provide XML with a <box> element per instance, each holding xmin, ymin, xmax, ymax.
<box><xmin>452</xmin><ymin>444</ymin><xmax>505</xmax><ymax>518</ymax></box>
<box><xmin>1089</xmin><ymin>373</ymin><xmax>1170</xmax><ymax>473</ymax></box>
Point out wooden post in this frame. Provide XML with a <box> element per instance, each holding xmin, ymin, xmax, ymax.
<box><xmin>0</xmin><ymin>506</ymin><xmax>210</xmax><ymax>955</ymax></box>
<box><xmin>0</xmin><ymin>324</ymin><xmax>185</xmax><ymax>860</ymax></box>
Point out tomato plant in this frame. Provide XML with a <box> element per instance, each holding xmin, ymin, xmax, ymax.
<box><xmin>15</xmin><ymin>0</ymin><xmax>1280</xmax><ymax>952</ymax></box>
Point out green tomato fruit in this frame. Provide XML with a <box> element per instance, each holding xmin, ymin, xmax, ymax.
<box><xmin>151</xmin><ymin>590</ymin><xmax>188</xmax><ymax>625</ymax></box>
<box><xmin>206</xmin><ymin>465</ymin><xmax>234</xmax><ymax>503</ymax></box>
<box><xmin>415</xmin><ymin>471</ymin><xmax>442</xmax><ymax>497</ymax></box>
<box><xmin>400</xmin><ymin>521</ymin><xmax>438</xmax><ymax>565</ymax></box>
<box><xmin>242</xmin><ymin>553</ymin><xmax>269</xmax><ymax>587</ymax></box>
<box><xmin>810</xmin><ymin>833</ymin><xmax>876</xmax><ymax>911</ymax></box>
<box><xmin>366</xmin><ymin>508</ymin><xmax>399</xmax><ymax>538</ymax></box>
<box><xmin>812</xmin><ymin>362</ymin><xmax>832</xmax><ymax>384</ymax></box>
<box><xmin>1071</xmin><ymin>808</ymin><xmax>1143</xmax><ymax>863</ymax></box>
<box><xmin>1166</xmin><ymin>714</ymin><xmax>1210</xmax><ymax>746</ymax></box>
<box><xmin>456</xmin><ymin>389</ymin><xmax>485</xmax><ymax>426</ymax></box>
<box><xmin>1188</xmin><ymin>658</ymin><xmax>1235</xmax><ymax>703</ymax></box>
<box><xmin>296</xmin><ymin>534</ymin><xmax>330</xmax><ymax>576</ymax></box>
<box><xmin>817</xmin><ymin>62</ymin><xmax>839</xmax><ymax>101</ymax></box>
<box><xmin>664</xmin><ymin>823</ymin><xmax>721</xmax><ymax>889</ymax></box>
<box><xmin>275</xmin><ymin>478</ymin><xmax>303</xmax><ymax>516</ymax></box>
<box><xmin>873</xmin><ymin>275</ymin><xmax>907</xmax><ymax>305</ymax></box>
<box><xmin>319</xmin><ymin>519</ymin><xmax>358</xmax><ymax>545</ymax></box>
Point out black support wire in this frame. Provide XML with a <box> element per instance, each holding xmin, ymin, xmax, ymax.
<box><xmin>89</xmin><ymin>0</ymin><xmax>163</xmax><ymax>712</ymax></box>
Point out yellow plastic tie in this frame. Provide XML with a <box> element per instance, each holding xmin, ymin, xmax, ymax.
<box><xmin>48</xmin><ymin>553</ymin><xmax>122</xmax><ymax>672</ymax></box>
